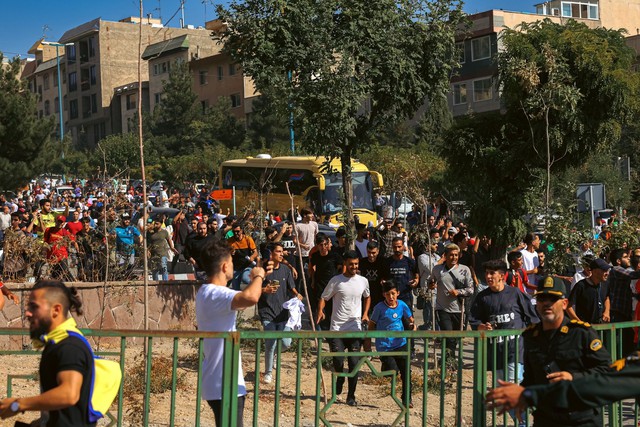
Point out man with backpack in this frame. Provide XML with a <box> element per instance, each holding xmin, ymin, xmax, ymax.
<box><xmin>0</xmin><ymin>280</ymin><xmax>120</xmax><ymax>426</ymax></box>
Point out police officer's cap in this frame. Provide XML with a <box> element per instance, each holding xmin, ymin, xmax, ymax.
<box><xmin>534</xmin><ymin>275</ymin><xmax>566</xmax><ymax>298</ymax></box>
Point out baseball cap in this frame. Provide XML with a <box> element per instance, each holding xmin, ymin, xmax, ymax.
<box><xmin>448</xmin><ymin>226</ymin><xmax>457</xmax><ymax>234</ymax></box>
<box><xmin>534</xmin><ymin>275</ymin><xmax>566</xmax><ymax>298</ymax></box>
<box><xmin>121</xmin><ymin>213</ymin><xmax>131</xmax><ymax>220</ymax></box>
<box><xmin>589</xmin><ymin>258</ymin><xmax>611</xmax><ymax>271</ymax></box>
<box><xmin>56</xmin><ymin>216</ymin><xmax>66</xmax><ymax>223</ymax></box>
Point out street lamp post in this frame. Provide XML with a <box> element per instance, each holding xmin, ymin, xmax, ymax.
<box><xmin>41</xmin><ymin>41</ymin><xmax>73</xmax><ymax>158</ymax></box>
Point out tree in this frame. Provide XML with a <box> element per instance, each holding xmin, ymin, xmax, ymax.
<box><xmin>0</xmin><ymin>53</ymin><xmax>55</xmax><ymax>189</ymax></box>
<box><xmin>218</xmin><ymin>0</ymin><xmax>465</xmax><ymax>244</ymax></box>
<box><xmin>499</xmin><ymin>19</ymin><xmax>637</xmax><ymax>211</ymax></box>
<box><xmin>149</xmin><ymin>60</ymin><xmax>199</xmax><ymax>155</ymax></box>
<box><xmin>438</xmin><ymin>20</ymin><xmax>639</xmax><ymax>248</ymax></box>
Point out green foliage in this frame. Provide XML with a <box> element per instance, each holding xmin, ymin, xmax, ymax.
<box><xmin>438</xmin><ymin>21</ymin><xmax>639</xmax><ymax>248</ymax></box>
<box><xmin>151</xmin><ymin>61</ymin><xmax>199</xmax><ymax>141</ymax></box>
<box><xmin>219</xmin><ymin>0</ymin><xmax>465</xmax><ymax>238</ymax></box>
<box><xmin>91</xmin><ymin>133</ymin><xmax>144</xmax><ymax>177</ymax></box>
<box><xmin>246</xmin><ymin>93</ymin><xmax>290</xmax><ymax>150</ymax></box>
<box><xmin>0</xmin><ymin>53</ymin><xmax>55</xmax><ymax>189</ymax></box>
<box><xmin>359</xmin><ymin>143</ymin><xmax>446</xmax><ymax>204</ymax></box>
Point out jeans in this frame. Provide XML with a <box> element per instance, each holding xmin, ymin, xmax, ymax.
<box><xmin>151</xmin><ymin>256</ymin><xmax>169</xmax><ymax>281</ymax></box>
<box><xmin>380</xmin><ymin>343</ymin><xmax>411</xmax><ymax>404</ymax></box>
<box><xmin>232</xmin><ymin>267</ymin><xmax>252</xmax><ymax>290</ymax></box>
<box><xmin>262</xmin><ymin>320</ymin><xmax>292</xmax><ymax>375</ymax></box>
<box><xmin>207</xmin><ymin>395</ymin><xmax>245</xmax><ymax>427</ymax></box>
<box><xmin>495</xmin><ymin>362</ymin><xmax>525</xmax><ymax>426</ymax></box>
<box><xmin>329</xmin><ymin>337</ymin><xmax>362</xmax><ymax>400</ymax></box>
<box><xmin>436</xmin><ymin>310</ymin><xmax>462</xmax><ymax>353</ymax></box>
<box><xmin>421</xmin><ymin>299</ymin><xmax>435</xmax><ymax>330</ymax></box>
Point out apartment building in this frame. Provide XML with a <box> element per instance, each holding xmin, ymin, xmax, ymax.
<box><xmin>449</xmin><ymin>0</ymin><xmax>640</xmax><ymax>117</ymax></box>
<box><xmin>22</xmin><ymin>16</ymin><xmax>219</xmax><ymax>147</ymax></box>
<box><xmin>23</xmin><ymin>40</ymin><xmax>68</xmax><ymax>138</ymax></box>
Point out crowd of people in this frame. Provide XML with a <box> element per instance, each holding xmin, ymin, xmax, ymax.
<box><xmin>4</xmin><ymin>178</ymin><xmax>640</xmax><ymax>425</ymax></box>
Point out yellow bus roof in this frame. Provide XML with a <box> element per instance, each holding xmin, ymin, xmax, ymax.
<box><xmin>221</xmin><ymin>156</ymin><xmax>371</xmax><ymax>173</ymax></box>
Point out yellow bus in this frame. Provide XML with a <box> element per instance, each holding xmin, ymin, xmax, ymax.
<box><xmin>219</xmin><ymin>155</ymin><xmax>383</xmax><ymax>226</ymax></box>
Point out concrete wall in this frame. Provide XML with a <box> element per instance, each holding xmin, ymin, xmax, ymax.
<box><xmin>0</xmin><ymin>281</ymin><xmax>199</xmax><ymax>350</ymax></box>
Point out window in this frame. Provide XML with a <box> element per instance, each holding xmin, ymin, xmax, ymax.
<box><xmin>81</xmin><ymin>68</ymin><xmax>90</xmax><ymax>91</ymax></box>
<box><xmin>471</xmin><ymin>36</ymin><xmax>491</xmax><ymax>61</ymax></box>
<box><xmin>126</xmin><ymin>94</ymin><xmax>136</xmax><ymax>110</ymax></box>
<box><xmin>456</xmin><ymin>42</ymin><xmax>465</xmax><ymax>64</ymax></box>
<box><xmin>561</xmin><ymin>1</ymin><xmax>598</xmax><ymax>19</ymax></box>
<box><xmin>69</xmin><ymin>99</ymin><xmax>78</xmax><ymax>119</ymax></box>
<box><xmin>154</xmin><ymin>92</ymin><xmax>162</xmax><ymax>106</ymax></box>
<box><xmin>199</xmin><ymin>70</ymin><xmax>208</xmax><ymax>85</ymax></box>
<box><xmin>43</xmin><ymin>74</ymin><xmax>50</xmax><ymax>90</ymax></box>
<box><xmin>82</xmin><ymin>95</ymin><xmax>91</xmax><ymax>118</ymax></box>
<box><xmin>218</xmin><ymin>66</ymin><xmax>223</xmax><ymax>80</ymax></box>
<box><xmin>68</xmin><ymin>72</ymin><xmax>77</xmax><ymax>92</ymax></box>
<box><xmin>453</xmin><ymin>83</ymin><xmax>467</xmax><ymax>105</ymax></box>
<box><xmin>37</xmin><ymin>85</ymin><xmax>42</xmax><ymax>99</ymax></box>
<box><xmin>79</xmin><ymin>40</ymin><xmax>89</xmax><ymax>63</ymax></box>
<box><xmin>94</xmin><ymin>122</ymin><xmax>106</xmax><ymax>143</ymax></box>
<box><xmin>201</xmin><ymin>100</ymin><xmax>209</xmax><ymax>113</ymax></box>
<box><xmin>90</xmin><ymin>66</ymin><xmax>96</xmax><ymax>85</ymax></box>
<box><xmin>66</xmin><ymin>44</ymin><xmax>76</xmax><ymax>63</ymax></box>
<box><xmin>229</xmin><ymin>63</ymin><xmax>237</xmax><ymax>76</ymax></box>
<box><xmin>230</xmin><ymin>93</ymin><xmax>241</xmax><ymax>108</ymax></box>
<box><xmin>473</xmin><ymin>78</ymin><xmax>493</xmax><ymax>102</ymax></box>
<box><xmin>53</xmin><ymin>72</ymin><xmax>58</xmax><ymax>87</ymax></box>
<box><xmin>89</xmin><ymin>37</ymin><xmax>96</xmax><ymax>57</ymax></box>
<box><xmin>44</xmin><ymin>100</ymin><xmax>50</xmax><ymax>116</ymax></box>
<box><xmin>91</xmin><ymin>94</ymin><xmax>98</xmax><ymax>114</ymax></box>
<box><xmin>152</xmin><ymin>61</ymin><xmax>169</xmax><ymax>76</ymax></box>
<box><xmin>54</xmin><ymin>97</ymin><xmax>59</xmax><ymax>113</ymax></box>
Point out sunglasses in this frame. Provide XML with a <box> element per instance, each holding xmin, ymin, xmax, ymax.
<box><xmin>536</xmin><ymin>294</ymin><xmax>563</xmax><ymax>303</ymax></box>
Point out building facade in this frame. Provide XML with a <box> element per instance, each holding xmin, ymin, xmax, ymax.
<box><xmin>449</xmin><ymin>0</ymin><xmax>640</xmax><ymax>117</ymax></box>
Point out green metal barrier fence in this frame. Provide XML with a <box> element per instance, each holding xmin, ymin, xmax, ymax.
<box><xmin>2</xmin><ymin>322</ymin><xmax>640</xmax><ymax>426</ymax></box>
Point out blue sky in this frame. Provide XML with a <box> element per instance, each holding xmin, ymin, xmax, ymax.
<box><xmin>1</xmin><ymin>0</ymin><xmax>534</xmax><ymax>60</ymax></box>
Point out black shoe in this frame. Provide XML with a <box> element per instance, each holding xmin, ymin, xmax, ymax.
<box><xmin>336</xmin><ymin>376</ymin><xmax>344</xmax><ymax>395</ymax></box>
<box><xmin>347</xmin><ymin>397</ymin><xmax>357</xmax><ymax>406</ymax></box>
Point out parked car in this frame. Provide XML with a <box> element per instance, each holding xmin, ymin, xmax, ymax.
<box><xmin>150</xmin><ymin>180</ymin><xmax>166</xmax><ymax>192</ymax></box>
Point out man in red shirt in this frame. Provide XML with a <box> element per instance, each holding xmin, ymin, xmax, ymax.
<box><xmin>64</xmin><ymin>209</ymin><xmax>83</xmax><ymax>235</ymax></box>
<box><xmin>44</xmin><ymin>216</ymin><xmax>78</xmax><ymax>280</ymax></box>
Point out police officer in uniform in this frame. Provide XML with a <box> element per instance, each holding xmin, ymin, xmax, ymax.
<box><xmin>520</xmin><ymin>275</ymin><xmax>611</xmax><ymax>426</ymax></box>
<box><xmin>487</xmin><ymin>351</ymin><xmax>640</xmax><ymax>417</ymax></box>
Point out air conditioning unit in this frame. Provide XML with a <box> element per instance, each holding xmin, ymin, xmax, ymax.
<box><xmin>552</xmin><ymin>8</ymin><xmax>560</xmax><ymax>16</ymax></box>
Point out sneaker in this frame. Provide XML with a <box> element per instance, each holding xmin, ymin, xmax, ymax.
<box><xmin>263</xmin><ymin>373</ymin><xmax>272</xmax><ymax>384</ymax></box>
<box><xmin>347</xmin><ymin>397</ymin><xmax>358</xmax><ymax>406</ymax></box>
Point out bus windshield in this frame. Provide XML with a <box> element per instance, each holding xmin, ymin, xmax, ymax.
<box><xmin>321</xmin><ymin>172</ymin><xmax>374</xmax><ymax>213</ymax></box>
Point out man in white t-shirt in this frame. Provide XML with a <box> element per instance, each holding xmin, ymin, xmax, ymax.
<box><xmin>195</xmin><ymin>240</ymin><xmax>271</xmax><ymax>427</ymax></box>
<box><xmin>317</xmin><ymin>250</ymin><xmax>371</xmax><ymax>406</ymax></box>
<box><xmin>295</xmin><ymin>207</ymin><xmax>318</xmax><ymax>259</ymax></box>
<box><xmin>520</xmin><ymin>232</ymin><xmax>540</xmax><ymax>294</ymax></box>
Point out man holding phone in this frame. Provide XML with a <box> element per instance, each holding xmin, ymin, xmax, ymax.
<box><xmin>258</xmin><ymin>242</ymin><xmax>302</xmax><ymax>384</ymax></box>
<box><xmin>519</xmin><ymin>275</ymin><xmax>611</xmax><ymax>426</ymax></box>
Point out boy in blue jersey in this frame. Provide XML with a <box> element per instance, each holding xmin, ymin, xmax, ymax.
<box><xmin>368</xmin><ymin>280</ymin><xmax>416</xmax><ymax>406</ymax></box>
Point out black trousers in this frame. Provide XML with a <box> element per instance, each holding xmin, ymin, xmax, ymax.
<box><xmin>436</xmin><ymin>310</ymin><xmax>462</xmax><ymax>353</ymax></box>
<box><xmin>329</xmin><ymin>337</ymin><xmax>362</xmax><ymax>400</ymax></box>
<box><xmin>381</xmin><ymin>343</ymin><xmax>411</xmax><ymax>404</ymax></box>
<box><xmin>207</xmin><ymin>395</ymin><xmax>245</xmax><ymax>427</ymax></box>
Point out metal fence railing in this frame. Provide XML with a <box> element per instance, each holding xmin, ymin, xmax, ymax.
<box><xmin>1</xmin><ymin>322</ymin><xmax>640</xmax><ymax>427</ymax></box>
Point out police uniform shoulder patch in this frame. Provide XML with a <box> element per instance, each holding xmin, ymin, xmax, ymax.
<box><xmin>568</xmin><ymin>320</ymin><xmax>590</xmax><ymax>328</ymax></box>
<box><xmin>611</xmin><ymin>358</ymin><xmax>626</xmax><ymax>371</ymax></box>
<box><xmin>589</xmin><ymin>338</ymin><xmax>602</xmax><ymax>351</ymax></box>
<box><xmin>560</xmin><ymin>326</ymin><xmax>569</xmax><ymax>333</ymax></box>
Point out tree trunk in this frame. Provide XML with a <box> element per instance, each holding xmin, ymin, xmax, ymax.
<box><xmin>340</xmin><ymin>150</ymin><xmax>355</xmax><ymax>251</ymax></box>
<box><xmin>545</xmin><ymin>107</ymin><xmax>551</xmax><ymax>216</ymax></box>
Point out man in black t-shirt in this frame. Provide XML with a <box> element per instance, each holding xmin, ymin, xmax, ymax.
<box><xmin>310</xmin><ymin>233</ymin><xmax>343</xmax><ymax>330</ymax></box>
<box><xmin>359</xmin><ymin>241</ymin><xmax>384</xmax><ymax>314</ymax></box>
<box><xmin>383</xmin><ymin>237</ymin><xmax>418</xmax><ymax>310</ymax></box>
<box><xmin>567</xmin><ymin>258</ymin><xmax>611</xmax><ymax>324</ymax></box>
<box><xmin>258</xmin><ymin>242</ymin><xmax>303</xmax><ymax>383</ymax></box>
<box><xmin>0</xmin><ymin>280</ymin><xmax>94</xmax><ymax>426</ymax></box>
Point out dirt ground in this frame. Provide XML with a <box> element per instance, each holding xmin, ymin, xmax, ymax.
<box><xmin>1</xmin><ymin>335</ymin><xmax>478</xmax><ymax>427</ymax></box>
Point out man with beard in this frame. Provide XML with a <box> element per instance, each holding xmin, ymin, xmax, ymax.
<box><xmin>517</xmin><ymin>276</ymin><xmax>611</xmax><ymax>426</ymax></box>
<box><xmin>316</xmin><ymin>250</ymin><xmax>370</xmax><ymax>407</ymax></box>
<box><xmin>0</xmin><ymin>280</ymin><xmax>94</xmax><ymax>426</ymax></box>
<box><xmin>184</xmin><ymin>221</ymin><xmax>214</xmax><ymax>280</ymax></box>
